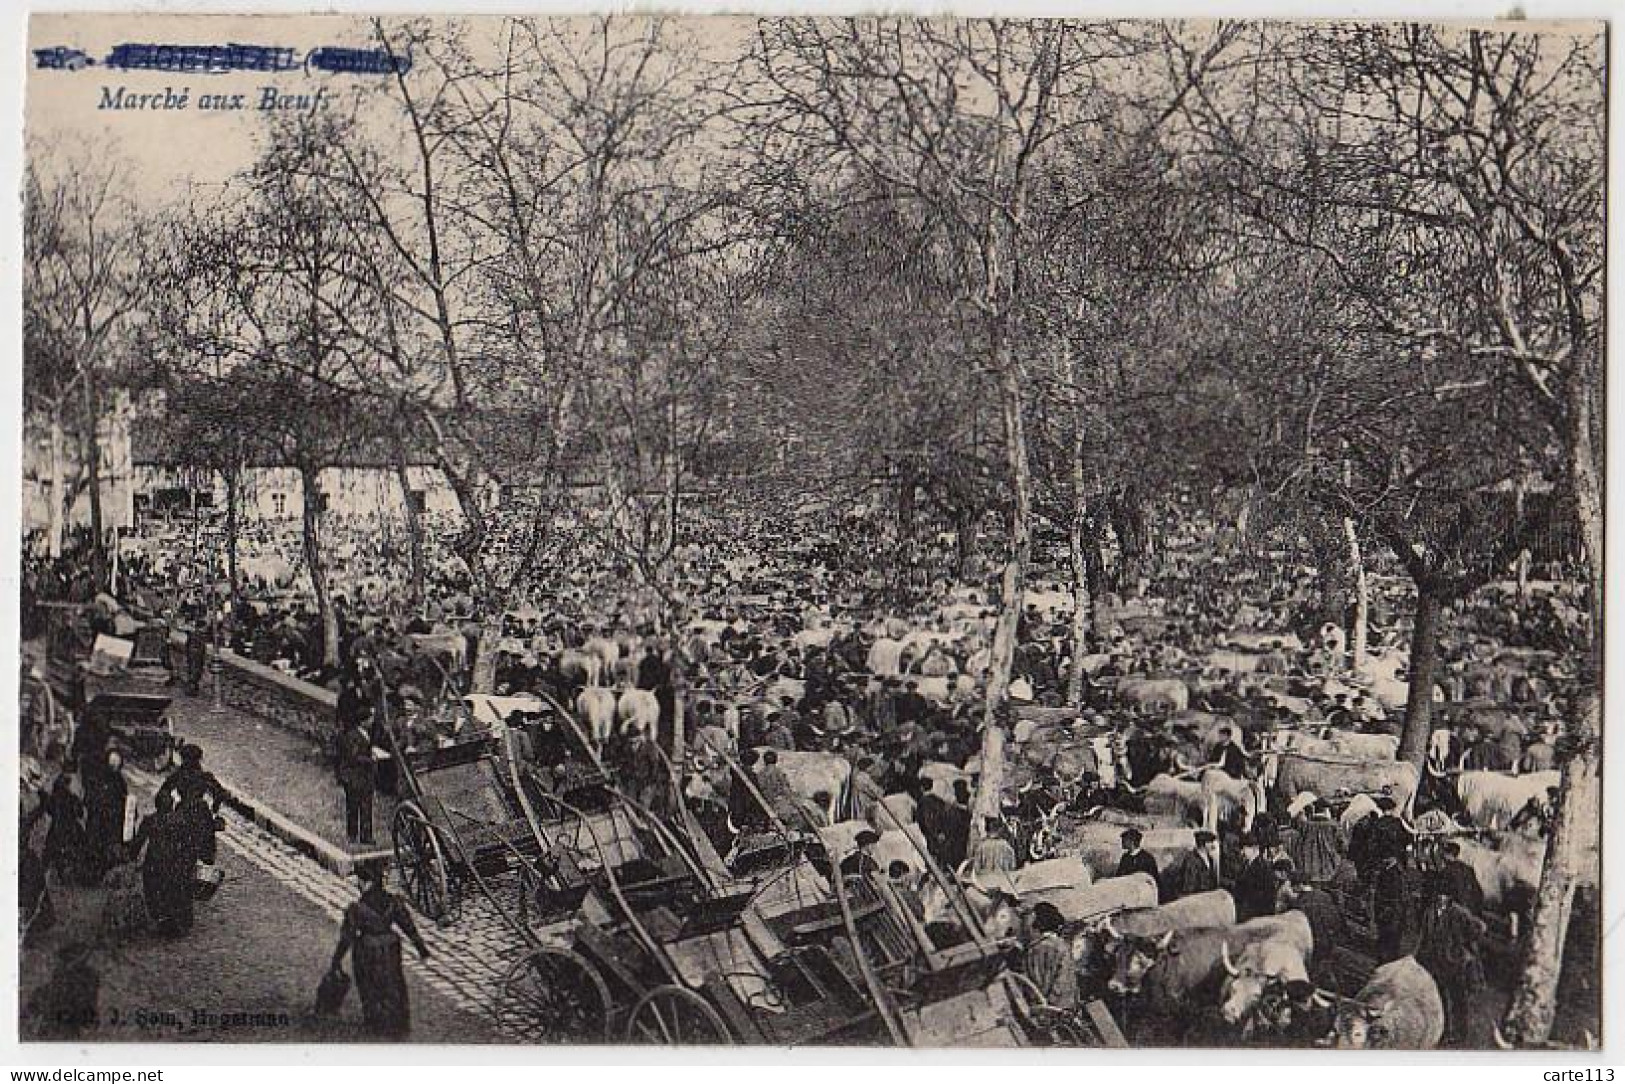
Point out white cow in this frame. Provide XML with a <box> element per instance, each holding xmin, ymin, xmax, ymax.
<box><xmin>1457</xmin><ymin>770</ymin><xmax>1560</xmax><ymax>829</ymax></box>
<box><xmin>559</xmin><ymin>648</ymin><xmax>604</xmax><ymax>688</ymax></box>
<box><xmin>920</xmin><ymin>761</ymin><xmax>973</xmax><ymax>801</ymax></box>
<box><xmin>867</xmin><ymin>637</ymin><xmax>906</xmax><ymax>677</ymax></box>
<box><xmin>762</xmin><ymin>749</ymin><xmax>855</xmax><ymax>822</ymax></box>
<box><xmin>617</xmin><ymin>688</ymin><xmax>660</xmax><ymax>736</ymax></box>
<box><xmin>1324</xmin><ymin>730</ymin><xmax>1400</xmax><ymax>760</ymax></box>
<box><xmin>584</xmin><ymin>636</ymin><xmax>621</xmax><ymax>676</ymax></box>
<box><xmin>576</xmin><ymin>687</ymin><xmax>617</xmax><ymax>746</ymax></box>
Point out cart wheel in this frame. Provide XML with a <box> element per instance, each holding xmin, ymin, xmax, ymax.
<box><xmin>392</xmin><ymin>806</ymin><xmax>459</xmax><ymax>925</ymax></box>
<box><xmin>496</xmin><ymin>946</ymin><xmax>610</xmax><ymax>1042</ymax></box>
<box><xmin>625</xmin><ymin>985</ymin><xmax>732</xmax><ymax>1045</ymax></box>
<box><xmin>1001</xmin><ymin>971</ymin><xmax>1085</xmax><ymax>1047</ymax></box>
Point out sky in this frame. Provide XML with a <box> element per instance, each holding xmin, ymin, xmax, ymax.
<box><xmin>26</xmin><ymin>13</ymin><xmax>1603</xmax><ymax>214</ymax></box>
<box><xmin>25</xmin><ymin>13</ymin><xmax>763</xmax><ymax>212</ymax></box>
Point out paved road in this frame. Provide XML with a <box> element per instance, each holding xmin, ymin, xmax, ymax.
<box><xmin>21</xmin><ymin>770</ymin><xmax>560</xmax><ymax>1045</ymax></box>
<box><xmin>163</xmin><ymin>688</ymin><xmax>398</xmax><ymax>855</ymax></box>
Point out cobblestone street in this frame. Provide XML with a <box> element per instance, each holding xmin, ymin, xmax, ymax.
<box><xmin>22</xmin><ymin>765</ymin><xmax>560</xmax><ymax>1044</ymax></box>
<box><xmin>163</xmin><ymin>686</ymin><xmax>398</xmax><ymax>855</ymax></box>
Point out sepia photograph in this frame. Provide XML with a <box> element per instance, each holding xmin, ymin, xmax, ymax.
<box><xmin>16</xmin><ymin>13</ymin><xmax>1605</xmax><ymax>1052</ymax></box>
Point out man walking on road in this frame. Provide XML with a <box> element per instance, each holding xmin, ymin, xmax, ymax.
<box><xmin>337</xmin><ymin>717</ymin><xmax>376</xmax><ymax>846</ymax></box>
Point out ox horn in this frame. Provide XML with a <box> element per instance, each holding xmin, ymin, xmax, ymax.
<box><xmin>1157</xmin><ymin>929</ymin><xmax>1175</xmax><ymax>952</ymax></box>
<box><xmin>1492</xmin><ymin>1024</ymin><xmax>1515</xmax><ymax>1050</ymax></box>
<box><xmin>1310</xmin><ymin>988</ymin><xmax>1336</xmax><ymax>1009</ymax></box>
<box><xmin>1220</xmin><ymin>940</ymin><xmax>1239</xmax><ymax>977</ymax></box>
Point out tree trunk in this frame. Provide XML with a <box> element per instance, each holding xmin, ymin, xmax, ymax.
<box><xmin>1067</xmin><ymin>519</ymin><xmax>1093</xmax><ymax>708</ymax></box>
<box><xmin>1398</xmin><ymin>581</ymin><xmax>1443</xmax><ymax>766</ymax></box>
<box><xmin>955</xmin><ymin>506</ymin><xmax>976</xmax><ymax>581</ymax></box>
<box><xmin>1066</xmin><ymin>427</ymin><xmax>1093</xmax><ymax>707</ymax></box>
<box><xmin>1344</xmin><ymin>516</ymin><xmax>1368</xmax><ymax>672</ymax></box>
<box><xmin>48</xmin><ymin>412</ymin><xmax>64</xmax><ymax>560</ymax></box>
<box><xmin>1503</xmin><ymin>369</ymin><xmax>1604</xmax><ymax>1045</ymax></box>
<box><xmin>224</xmin><ymin>469</ymin><xmax>241</xmax><ymax>604</ymax></box>
<box><xmin>1111</xmin><ymin>490</ymin><xmax>1143</xmax><ymax>583</ymax></box>
<box><xmin>298</xmin><ymin>466</ymin><xmax>339</xmax><ymax>670</ymax></box>
<box><xmin>897</xmin><ymin>463</ymin><xmax>916</xmax><ymax>541</ymax></box>
<box><xmin>971</xmin><ymin>350</ymin><xmax>1030</xmax><ymax>853</ymax></box>
<box><xmin>395</xmin><ymin>460</ymin><xmax>426</xmax><ymax>608</ymax></box>
<box><xmin>82</xmin><ymin>377</ymin><xmax>107</xmax><ymax>590</ymax></box>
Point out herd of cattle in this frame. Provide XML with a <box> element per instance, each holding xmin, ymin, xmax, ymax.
<box><xmin>519</xmin><ymin>573</ymin><xmax>1594</xmax><ymax>1049</ymax></box>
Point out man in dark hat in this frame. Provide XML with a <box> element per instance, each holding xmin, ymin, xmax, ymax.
<box><xmin>1371</xmin><ymin>846</ymin><xmax>1415</xmax><ymax>963</ymax></box>
<box><xmin>1024</xmin><ymin>901</ymin><xmax>1077</xmax><ymax>1009</ymax></box>
<box><xmin>884</xmin><ymin>859</ymin><xmax>925</xmax><ymax>921</ymax></box>
<box><xmin>760</xmin><ymin>711</ymin><xmax>794</xmax><ymax>751</ymax></box>
<box><xmin>1277</xmin><ymin>865</ymin><xmax>1345</xmax><ymax>985</ymax></box>
<box><xmin>1210</xmin><ymin>726</ymin><xmax>1251</xmax><ymax>780</ymax></box>
<box><xmin>1163</xmin><ymin>829</ymin><xmax>1219</xmax><ymax>901</ymax></box>
<box><xmin>331</xmin><ymin>857</ymin><xmax>430</xmax><ymax>1037</ymax></box>
<box><xmin>1116</xmin><ymin>828</ymin><xmax>1160</xmax><ymax>886</ymax></box>
<box><xmin>157</xmin><ymin>743</ymin><xmax>225</xmax><ymax>816</ymax></box>
<box><xmin>1232</xmin><ymin>837</ymin><xmax>1282</xmax><ymax>922</ymax></box>
<box><xmin>1425</xmin><ymin>839</ymin><xmax>1486</xmax><ymax>914</ymax></box>
<box><xmin>942</xmin><ymin>780</ymin><xmax>974</xmax><ymax>871</ymax></box>
<box><xmin>336</xmin><ymin>712</ymin><xmax>377</xmax><ymax>846</ymax></box>
<box><xmin>839</xmin><ymin>829</ymin><xmax>882</xmax><ymax>880</ymax></box>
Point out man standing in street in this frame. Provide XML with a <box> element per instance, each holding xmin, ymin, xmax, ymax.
<box><xmin>1163</xmin><ymin>829</ymin><xmax>1219</xmax><ymax>901</ymax></box>
<box><xmin>337</xmin><ymin>715</ymin><xmax>376</xmax><ymax>846</ymax></box>
<box><xmin>940</xmin><ymin>780</ymin><xmax>973</xmax><ymax>872</ymax></box>
<box><xmin>1116</xmin><ymin>828</ymin><xmax>1160</xmax><ymax>890</ymax></box>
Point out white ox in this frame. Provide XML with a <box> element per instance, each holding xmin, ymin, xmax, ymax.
<box><xmin>1115</xmin><ymin>677</ymin><xmax>1190</xmax><ymax>714</ymax></box>
<box><xmin>1218</xmin><ymin>910</ymin><xmax>1316</xmax><ymax>1029</ymax></box>
<box><xmin>819</xmin><ymin>820</ymin><xmax>933</xmax><ymax>877</ymax></box>
<box><xmin>867</xmin><ymin>638</ymin><xmax>906</xmax><ymax>677</ymax></box>
<box><xmin>617</xmin><ymin>688</ymin><xmax>660</xmax><ymax>736</ymax></box>
<box><xmin>759</xmin><ymin>748</ymin><xmax>856</xmax><ymax>823</ymax></box>
<box><xmin>1143</xmin><ymin>770</ymin><xmax>1260</xmax><ymax>831</ymax></box>
<box><xmin>1455</xmin><ymin>770</ymin><xmax>1560</xmax><ymax>829</ymax></box>
<box><xmin>575</xmin><ymin>687</ymin><xmax>617</xmax><ymax>746</ymax></box>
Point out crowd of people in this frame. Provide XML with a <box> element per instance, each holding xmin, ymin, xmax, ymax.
<box><xmin>18</xmin><ymin>486</ymin><xmax>1595</xmax><ymax>1045</ymax></box>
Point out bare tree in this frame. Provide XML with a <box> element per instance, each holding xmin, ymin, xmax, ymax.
<box><xmin>743</xmin><ymin>18</ymin><xmax>1164</xmax><ymax>843</ymax></box>
<box><xmin>24</xmin><ymin>145</ymin><xmax>151</xmax><ymax>581</ymax></box>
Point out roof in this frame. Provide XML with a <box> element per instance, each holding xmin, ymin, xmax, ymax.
<box><xmin>132</xmin><ymin>422</ymin><xmax>442</xmax><ymax>469</ymax></box>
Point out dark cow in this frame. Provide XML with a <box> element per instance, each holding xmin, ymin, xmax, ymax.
<box><xmin>1085</xmin><ymin>890</ymin><xmax>1236</xmax><ymax>996</ymax></box>
<box><xmin>1108</xmin><ymin>912</ymin><xmax>1313</xmax><ymax>1034</ymax></box>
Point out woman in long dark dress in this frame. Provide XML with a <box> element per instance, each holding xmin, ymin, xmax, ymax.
<box><xmin>81</xmin><ymin>751</ymin><xmax>129</xmax><ymax>880</ymax></box>
<box><xmin>129</xmin><ymin>783</ymin><xmax>217</xmax><ymax>936</ymax></box>
<box><xmin>330</xmin><ymin>860</ymin><xmax>430</xmax><ymax>1038</ymax></box>
<box><xmin>41</xmin><ymin>775</ymin><xmax>88</xmax><ymax>885</ymax></box>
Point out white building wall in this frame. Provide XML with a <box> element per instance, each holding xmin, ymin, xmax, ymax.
<box><xmin>20</xmin><ymin>396</ymin><xmax>137</xmax><ymax>543</ymax></box>
<box><xmin>131</xmin><ymin>463</ymin><xmax>461</xmax><ymax>523</ymax></box>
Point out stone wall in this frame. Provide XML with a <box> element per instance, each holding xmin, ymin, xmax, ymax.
<box><xmin>164</xmin><ymin>631</ymin><xmax>336</xmax><ymax>743</ymax></box>
<box><xmin>212</xmin><ymin>650</ymin><xmax>336</xmax><ymax>744</ymax></box>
